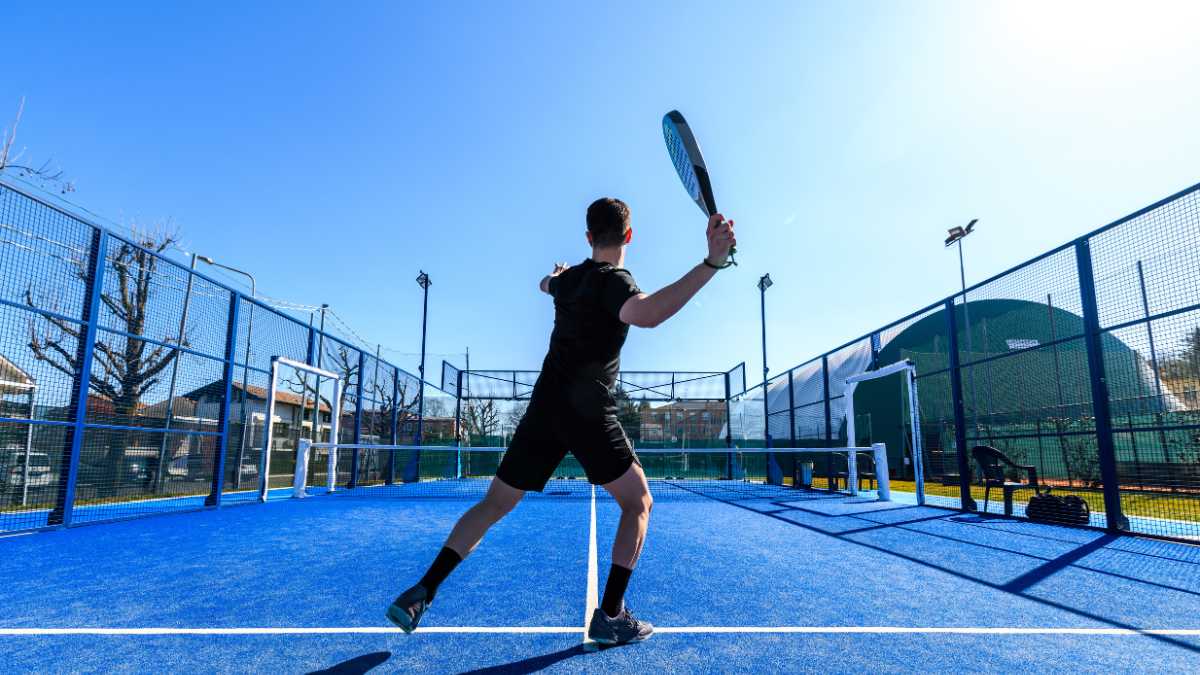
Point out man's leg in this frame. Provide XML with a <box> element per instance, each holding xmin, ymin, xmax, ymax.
<box><xmin>442</xmin><ymin>476</ymin><xmax>525</xmax><ymax>561</ymax></box>
<box><xmin>387</xmin><ymin>477</ymin><xmax>524</xmax><ymax>632</ymax></box>
<box><xmin>599</xmin><ymin>462</ymin><xmax>653</xmax><ymax>617</ymax></box>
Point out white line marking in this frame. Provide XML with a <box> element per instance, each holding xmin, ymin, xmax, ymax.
<box><xmin>0</xmin><ymin>626</ymin><xmax>1197</xmax><ymax>636</ymax></box>
<box><xmin>582</xmin><ymin>485</ymin><xmax>599</xmax><ymax>648</ymax></box>
<box><xmin>0</xmin><ymin>627</ymin><xmax>578</xmax><ymax>635</ymax></box>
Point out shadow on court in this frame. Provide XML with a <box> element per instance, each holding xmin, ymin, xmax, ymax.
<box><xmin>455</xmin><ymin>642</ymin><xmax>648</xmax><ymax>674</ymax></box>
<box><xmin>691</xmin><ymin>487</ymin><xmax>1200</xmax><ymax>655</ymax></box>
<box><xmin>307</xmin><ymin>651</ymin><xmax>392</xmax><ymax>674</ymax></box>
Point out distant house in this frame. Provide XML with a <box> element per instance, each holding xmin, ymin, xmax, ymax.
<box><xmin>635</xmin><ymin>400</ymin><xmax>727</xmax><ymax>446</ymax></box>
<box><xmin>0</xmin><ymin>355</ymin><xmax>35</xmax><ymax>422</ymax></box>
<box><xmin>176</xmin><ymin>381</ymin><xmax>336</xmax><ymax>441</ymax></box>
<box><xmin>0</xmin><ymin>355</ymin><xmax>35</xmax><ymax>449</ymax></box>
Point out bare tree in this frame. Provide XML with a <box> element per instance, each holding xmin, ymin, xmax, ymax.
<box><xmin>505</xmin><ymin>401</ymin><xmax>529</xmax><ymax>431</ymax></box>
<box><xmin>26</xmin><ymin>227</ymin><xmax>184</xmax><ymax>498</ymax></box>
<box><xmin>463</xmin><ymin>399</ymin><xmax>499</xmax><ymax>443</ymax></box>
<box><xmin>1</xmin><ymin>98</ymin><xmax>74</xmax><ymax>193</ymax></box>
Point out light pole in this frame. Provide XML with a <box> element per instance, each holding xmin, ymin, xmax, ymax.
<box><xmin>194</xmin><ymin>255</ymin><xmax>257</xmax><ymax>493</ymax></box>
<box><xmin>945</xmin><ymin>219</ymin><xmax>978</xmax><ymax>433</ymax></box>
<box><xmin>758</xmin><ymin>273</ymin><xmax>773</xmax><ymax>447</ymax></box>
<box><xmin>416</xmin><ymin>271</ymin><xmax>432</xmax><ymax>445</ymax></box>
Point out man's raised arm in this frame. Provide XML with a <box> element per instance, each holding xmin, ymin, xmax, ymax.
<box><xmin>619</xmin><ymin>214</ymin><xmax>736</xmax><ymax>328</ymax></box>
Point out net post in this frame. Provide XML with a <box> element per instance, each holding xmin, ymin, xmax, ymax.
<box><xmin>260</xmin><ymin>357</ymin><xmax>282</xmax><ymax>502</ymax></box>
<box><xmin>873</xmin><ymin>442</ymin><xmax>891</xmax><ymax>501</ymax></box>
<box><xmin>327</xmin><ymin>444</ymin><xmax>336</xmax><ymax>493</ymax></box>
<box><xmin>906</xmin><ymin>365</ymin><xmax>926</xmax><ymax>506</ymax></box>
<box><xmin>848</xmin><ymin>446</ymin><xmax>859</xmax><ymax>496</ymax></box>
<box><xmin>329</xmin><ymin>380</ymin><xmax>342</xmax><ymax>493</ymax></box>
<box><xmin>294</xmin><ymin>439</ymin><xmax>311</xmax><ymax>498</ymax></box>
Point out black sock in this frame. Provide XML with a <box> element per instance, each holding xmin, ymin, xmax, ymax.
<box><xmin>601</xmin><ymin>564</ymin><xmax>633</xmax><ymax>618</ymax></box>
<box><xmin>418</xmin><ymin>547</ymin><xmax>463</xmax><ymax>602</ymax></box>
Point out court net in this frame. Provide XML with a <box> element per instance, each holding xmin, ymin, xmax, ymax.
<box><xmin>287</xmin><ymin>442</ymin><xmax>894</xmax><ymax>501</ymax></box>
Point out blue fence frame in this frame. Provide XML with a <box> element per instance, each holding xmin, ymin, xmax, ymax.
<box><xmin>0</xmin><ymin>176</ymin><xmax>442</xmax><ymax>533</ymax></box>
<box><xmin>749</xmin><ymin>180</ymin><xmax>1200</xmax><ymax>542</ymax></box>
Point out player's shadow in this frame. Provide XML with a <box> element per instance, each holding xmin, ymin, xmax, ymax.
<box><xmin>307</xmin><ymin>651</ymin><xmax>392</xmax><ymax>674</ymax></box>
<box><xmin>458</xmin><ymin>644</ymin><xmax>596</xmax><ymax>674</ymax></box>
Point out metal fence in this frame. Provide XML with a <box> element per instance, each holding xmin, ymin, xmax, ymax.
<box><xmin>0</xmin><ymin>177</ymin><xmax>440</xmax><ymax>533</ymax></box>
<box><xmin>444</xmin><ymin>364</ymin><xmax>746</xmax><ymax>449</ymax></box>
<box><xmin>5</xmin><ymin>171</ymin><xmax>1199</xmax><ymax>543</ymax></box>
<box><xmin>756</xmin><ymin>180</ymin><xmax>1200</xmax><ymax>542</ymax></box>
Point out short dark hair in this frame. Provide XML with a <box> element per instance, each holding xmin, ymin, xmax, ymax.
<box><xmin>586</xmin><ymin>197</ymin><xmax>631</xmax><ymax>247</ymax></box>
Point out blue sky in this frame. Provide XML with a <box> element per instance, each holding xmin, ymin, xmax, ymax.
<box><xmin>6</xmin><ymin>1</ymin><xmax>1200</xmax><ymax>387</ymax></box>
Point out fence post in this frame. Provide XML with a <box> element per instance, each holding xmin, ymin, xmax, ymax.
<box><xmin>1075</xmin><ymin>240</ymin><xmax>1128</xmax><ymax>532</ymax></box>
<box><xmin>348</xmin><ymin>350</ymin><xmax>364</xmax><ymax>488</ymax></box>
<box><xmin>821</xmin><ymin>356</ymin><xmax>832</xmax><ymax>444</ymax></box>
<box><xmin>822</xmin><ymin>355</ymin><xmax>836</xmax><ymax>490</ymax></box>
<box><xmin>386</xmin><ymin>370</ymin><xmax>399</xmax><ymax>485</ymax></box>
<box><xmin>787</xmin><ymin>369</ymin><xmax>796</xmax><ymax>445</ymax></box>
<box><xmin>945</xmin><ymin>298</ymin><xmax>975</xmax><ymax>511</ymax></box>
<box><xmin>49</xmin><ymin>230</ymin><xmax>107</xmax><ymax>527</ymax></box>
<box><xmin>205</xmin><ymin>293</ymin><xmax>240</xmax><ymax>507</ymax></box>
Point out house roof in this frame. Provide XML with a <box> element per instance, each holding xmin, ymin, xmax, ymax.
<box><xmin>0</xmin><ymin>354</ymin><xmax>35</xmax><ymax>394</ymax></box>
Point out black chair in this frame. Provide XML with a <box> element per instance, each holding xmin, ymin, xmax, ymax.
<box><xmin>971</xmin><ymin>445</ymin><xmax>1038</xmax><ymax>516</ymax></box>
<box><xmin>834</xmin><ymin>452</ymin><xmax>877</xmax><ymax>492</ymax></box>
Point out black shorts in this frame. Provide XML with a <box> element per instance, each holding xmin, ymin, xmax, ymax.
<box><xmin>496</xmin><ymin>402</ymin><xmax>639</xmax><ymax>491</ymax></box>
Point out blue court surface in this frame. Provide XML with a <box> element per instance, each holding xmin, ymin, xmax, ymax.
<box><xmin>1</xmin><ymin>485</ymin><xmax>1198</xmax><ymax>673</ymax></box>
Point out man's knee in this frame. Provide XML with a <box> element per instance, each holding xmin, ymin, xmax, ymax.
<box><xmin>619</xmin><ymin>492</ymin><xmax>653</xmax><ymax>517</ymax></box>
<box><xmin>481</xmin><ymin>491</ymin><xmax>521</xmax><ymax>519</ymax></box>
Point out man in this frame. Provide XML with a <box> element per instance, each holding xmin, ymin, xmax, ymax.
<box><xmin>388</xmin><ymin>198</ymin><xmax>736</xmax><ymax>645</ymax></box>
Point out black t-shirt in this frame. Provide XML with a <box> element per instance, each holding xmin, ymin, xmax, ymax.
<box><xmin>537</xmin><ymin>259</ymin><xmax>641</xmax><ymax>406</ymax></box>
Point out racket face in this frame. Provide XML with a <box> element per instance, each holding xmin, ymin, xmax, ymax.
<box><xmin>663</xmin><ymin>110</ymin><xmax>717</xmax><ymax>217</ymax></box>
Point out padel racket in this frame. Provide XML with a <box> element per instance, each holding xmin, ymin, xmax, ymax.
<box><xmin>662</xmin><ymin>110</ymin><xmax>736</xmax><ymax>265</ymax></box>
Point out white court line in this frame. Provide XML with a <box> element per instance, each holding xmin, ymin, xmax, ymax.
<box><xmin>582</xmin><ymin>485</ymin><xmax>599</xmax><ymax>647</ymax></box>
<box><xmin>1</xmin><ymin>627</ymin><xmax>1198</xmax><ymax>636</ymax></box>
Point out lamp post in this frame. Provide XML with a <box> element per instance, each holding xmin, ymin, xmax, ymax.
<box><xmin>416</xmin><ymin>271</ymin><xmax>432</xmax><ymax>445</ymax></box>
<box><xmin>945</xmin><ymin>219</ymin><xmax>978</xmax><ymax>433</ymax></box>
<box><xmin>758</xmin><ymin>273</ymin><xmax>773</xmax><ymax>447</ymax></box>
<box><xmin>195</xmin><ymin>255</ymin><xmax>257</xmax><ymax>491</ymax></box>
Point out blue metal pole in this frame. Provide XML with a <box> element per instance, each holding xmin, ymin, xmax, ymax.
<box><xmin>946</xmin><ymin>298</ymin><xmax>975</xmax><ymax>510</ymax></box>
<box><xmin>760</xmin><ymin>281</ymin><xmax>769</xmax><ymax>448</ymax></box>
<box><xmin>206</xmin><ymin>292</ymin><xmax>240</xmax><ymax>507</ymax></box>
<box><xmin>50</xmin><ymin>230</ymin><xmax>107</xmax><ymax>527</ymax></box>
<box><xmin>416</xmin><ymin>273</ymin><xmax>430</xmax><ymax>445</ymax></box>
<box><xmin>1075</xmin><ymin>240</ymin><xmax>1128</xmax><ymax>532</ymax></box>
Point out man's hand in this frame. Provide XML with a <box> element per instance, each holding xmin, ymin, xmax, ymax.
<box><xmin>540</xmin><ymin>262</ymin><xmax>571</xmax><ymax>294</ymax></box>
<box><xmin>706</xmin><ymin>213</ymin><xmax>736</xmax><ymax>267</ymax></box>
<box><xmin>617</xmin><ymin>214</ymin><xmax>736</xmax><ymax>328</ymax></box>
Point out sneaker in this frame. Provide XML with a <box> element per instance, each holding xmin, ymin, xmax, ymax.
<box><xmin>386</xmin><ymin>584</ymin><xmax>431</xmax><ymax>634</ymax></box>
<box><xmin>587</xmin><ymin>606</ymin><xmax>654</xmax><ymax>645</ymax></box>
